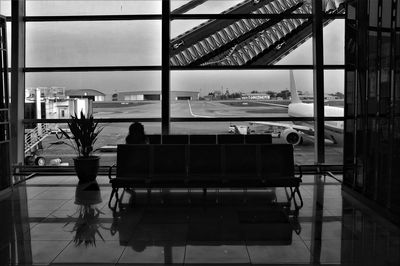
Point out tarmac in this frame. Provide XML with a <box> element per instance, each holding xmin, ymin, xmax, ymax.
<box><xmin>37</xmin><ymin>100</ymin><xmax>343</xmax><ymax>166</ymax></box>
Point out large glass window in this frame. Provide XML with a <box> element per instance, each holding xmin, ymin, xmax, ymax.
<box><xmin>26</xmin><ymin>0</ymin><xmax>162</xmax><ymax>16</ymax></box>
<box><xmin>323</xmin><ymin>19</ymin><xmax>345</xmax><ymax>65</ymax></box>
<box><xmin>26</xmin><ymin>21</ymin><xmax>161</xmax><ymax>67</ymax></box>
<box><xmin>25</xmin><ymin>71</ymin><xmax>161</xmax><ymax>119</ymax></box>
<box><xmin>0</xmin><ymin>0</ymin><xmax>11</xmax><ymax>16</ymax></box>
<box><xmin>171</xmin><ymin>17</ymin><xmax>314</xmax><ymax>66</ymax></box>
<box><xmin>6</xmin><ymin>21</ymin><xmax>10</xmax><ymax>67</ymax></box>
<box><xmin>21</xmin><ymin>0</ymin><xmax>345</xmax><ymax>167</ymax></box>
<box><xmin>24</xmin><ymin>122</ymin><xmax>161</xmax><ymax>167</ymax></box>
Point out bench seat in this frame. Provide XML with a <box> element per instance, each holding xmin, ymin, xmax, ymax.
<box><xmin>108</xmin><ymin>143</ymin><xmax>303</xmax><ymax>210</ymax></box>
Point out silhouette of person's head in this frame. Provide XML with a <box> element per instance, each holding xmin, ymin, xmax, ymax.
<box><xmin>126</xmin><ymin>122</ymin><xmax>148</xmax><ymax>144</ymax></box>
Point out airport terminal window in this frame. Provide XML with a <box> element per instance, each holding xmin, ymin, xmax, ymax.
<box><xmin>323</xmin><ymin>19</ymin><xmax>344</xmax><ymax>65</ymax></box>
<box><xmin>25</xmin><ymin>0</ymin><xmax>162</xmax><ymax>16</ymax></box>
<box><xmin>25</xmin><ymin>71</ymin><xmax>162</xmax><ymax>119</ymax></box>
<box><xmin>0</xmin><ymin>0</ymin><xmax>10</xmax><ymax>16</ymax></box>
<box><xmin>23</xmin><ymin>122</ymin><xmax>161</xmax><ymax>167</ymax></box>
<box><xmin>26</xmin><ymin>21</ymin><xmax>161</xmax><ymax>67</ymax></box>
<box><xmin>6</xmin><ymin>21</ymin><xmax>10</xmax><ymax>67</ymax></box>
<box><xmin>171</xmin><ymin>18</ymin><xmax>314</xmax><ymax>66</ymax></box>
<box><xmin>171</xmin><ymin>0</ymin><xmax>243</xmax><ymax>14</ymax></box>
<box><xmin>19</xmin><ymin>0</ymin><xmax>345</xmax><ymax>167</ymax></box>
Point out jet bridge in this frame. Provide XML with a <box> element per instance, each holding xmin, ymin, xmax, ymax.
<box><xmin>170</xmin><ymin>0</ymin><xmax>345</xmax><ymax>66</ymax></box>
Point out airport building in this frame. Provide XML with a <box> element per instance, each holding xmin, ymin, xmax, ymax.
<box><xmin>1</xmin><ymin>1</ymin><xmax>400</xmax><ymax>265</ymax></box>
<box><xmin>66</xmin><ymin>89</ymin><xmax>105</xmax><ymax>102</ymax></box>
<box><xmin>115</xmin><ymin>90</ymin><xmax>199</xmax><ymax>101</ymax></box>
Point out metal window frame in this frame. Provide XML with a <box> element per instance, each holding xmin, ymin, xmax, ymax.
<box><xmin>10</xmin><ymin>0</ymin><xmax>344</xmax><ymax>166</ymax></box>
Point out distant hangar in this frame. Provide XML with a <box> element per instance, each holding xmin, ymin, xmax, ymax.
<box><xmin>66</xmin><ymin>89</ymin><xmax>105</xmax><ymax>102</ymax></box>
<box><xmin>113</xmin><ymin>90</ymin><xmax>199</xmax><ymax>101</ymax></box>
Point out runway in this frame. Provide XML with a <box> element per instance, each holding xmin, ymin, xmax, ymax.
<box><xmin>38</xmin><ymin>100</ymin><xmax>343</xmax><ymax>166</ymax></box>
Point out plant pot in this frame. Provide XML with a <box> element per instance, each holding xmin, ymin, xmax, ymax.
<box><xmin>73</xmin><ymin>156</ymin><xmax>100</xmax><ymax>182</ymax></box>
<box><xmin>74</xmin><ymin>181</ymin><xmax>102</xmax><ymax>205</ymax></box>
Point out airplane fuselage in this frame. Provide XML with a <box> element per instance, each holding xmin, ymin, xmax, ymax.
<box><xmin>288</xmin><ymin>103</ymin><xmax>344</xmax><ymax>145</ymax></box>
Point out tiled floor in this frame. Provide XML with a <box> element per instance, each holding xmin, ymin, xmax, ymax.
<box><xmin>1</xmin><ymin>174</ymin><xmax>400</xmax><ymax>265</ymax></box>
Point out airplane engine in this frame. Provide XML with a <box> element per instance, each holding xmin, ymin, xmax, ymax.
<box><xmin>281</xmin><ymin>129</ymin><xmax>302</xmax><ymax>145</ymax></box>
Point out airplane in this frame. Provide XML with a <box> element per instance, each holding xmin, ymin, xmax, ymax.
<box><xmin>249</xmin><ymin>70</ymin><xmax>344</xmax><ymax>145</ymax></box>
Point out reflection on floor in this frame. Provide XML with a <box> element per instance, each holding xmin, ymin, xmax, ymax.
<box><xmin>1</xmin><ymin>174</ymin><xmax>399</xmax><ymax>265</ymax></box>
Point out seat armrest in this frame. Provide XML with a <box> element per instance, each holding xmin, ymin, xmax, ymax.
<box><xmin>295</xmin><ymin>164</ymin><xmax>303</xmax><ymax>179</ymax></box>
<box><xmin>108</xmin><ymin>163</ymin><xmax>116</xmax><ymax>180</ymax></box>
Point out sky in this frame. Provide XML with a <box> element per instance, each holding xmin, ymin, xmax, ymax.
<box><xmin>1</xmin><ymin>0</ymin><xmax>345</xmax><ymax>96</ymax></box>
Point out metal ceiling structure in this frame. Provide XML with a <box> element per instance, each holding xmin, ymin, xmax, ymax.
<box><xmin>170</xmin><ymin>0</ymin><xmax>345</xmax><ymax>66</ymax></box>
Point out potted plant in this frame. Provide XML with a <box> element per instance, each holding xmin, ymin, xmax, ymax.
<box><xmin>59</xmin><ymin>111</ymin><xmax>103</xmax><ymax>182</ymax></box>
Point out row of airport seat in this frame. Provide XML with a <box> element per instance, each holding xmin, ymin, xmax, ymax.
<box><xmin>147</xmin><ymin>134</ymin><xmax>272</xmax><ymax>144</ymax></box>
<box><xmin>108</xmin><ymin>143</ymin><xmax>303</xmax><ymax>211</ymax></box>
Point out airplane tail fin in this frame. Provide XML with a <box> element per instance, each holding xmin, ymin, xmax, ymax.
<box><xmin>289</xmin><ymin>70</ymin><xmax>302</xmax><ymax>104</ymax></box>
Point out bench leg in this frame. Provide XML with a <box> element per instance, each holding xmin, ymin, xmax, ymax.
<box><xmin>108</xmin><ymin>188</ymin><xmax>120</xmax><ymax>210</ymax></box>
<box><xmin>288</xmin><ymin>187</ymin><xmax>304</xmax><ymax>211</ymax></box>
<box><xmin>114</xmin><ymin>188</ymin><xmax>120</xmax><ymax>210</ymax></box>
<box><xmin>108</xmin><ymin>188</ymin><xmax>116</xmax><ymax>209</ymax></box>
<box><xmin>293</xmin><ymin>187</ymin><xmax>304</xmax><ymax>209</ymax></box>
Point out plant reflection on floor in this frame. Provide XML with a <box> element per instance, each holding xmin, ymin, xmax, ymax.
<box><xmin>65</xmin><ymin>181</ymin><xmax>106</xmax><ymax>247</ymax></box>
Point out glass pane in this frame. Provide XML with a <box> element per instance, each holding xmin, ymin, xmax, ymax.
<box><xmin>381</xmin><ymin>0</ymin><xmax>392</xmax><ymax>28</ymax></box>
<box><xmin>325</xmin><ymin>70</ymin><xmax>344</xmax><ymax>165</ymax></box>
<box><xmin>325</xmin><ymin>70</ymin><xmax>345</xmax><ymax>99</ymax></box>
<box><xmin>171</xmin><ymin>0</ymin><xmax>346</xmax><ymax>15</ymax></box>
<box><xmin>24</xmin><ymin>122</ymin><xmax>160</xmax><ymax>167</ymax></box>
<box><xmin>26</xmin><ymin>21</ymin><xmax>161</xmax><ymax>67</ymax></box>
<box><xmin>171</xmin><ymin>121</ymin><xmax>315</xmax><ymax>165</ymax></box>
<box><xmin>0</xmin><ymin>0</ymin><xmax>10</xmax><ymax>16</ymax></box>
<box><xmin>171</xmin><ymin>0</ymin><xmax>311</xmax><ymax>14</ymax></box>
<box><xmin>25</xmin><ymin>72</ymin><xmax>161</xmax><ymax>119</ymax></box>
<box><xmin>26</xmin><ymin>0</ymin><xmax>161</xmax><ymax>16</ymax></box>
<box><xmin>324</xmin><ymin>19</ymin><xmax>344</xmax><ymax>65</ymax></box>
<box><xmin>171</xmin><ymin>69</ymin><xmax>314</xmax><ymax>118</ymax></box>
<box><xmin>171</xmin><ymin>18</ymin><xmax>313</xmax><ymax>66</ymax></box>
<box><xmin>6</xmin><ymin>21</ymin><xmax>10</xmax><ymax>67</ymax></box>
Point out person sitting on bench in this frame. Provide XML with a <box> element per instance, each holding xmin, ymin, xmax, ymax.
<box><xmin>126</xmin><ymin>122</ymin><xmax>149</xmax><ymax>144</ymax></box>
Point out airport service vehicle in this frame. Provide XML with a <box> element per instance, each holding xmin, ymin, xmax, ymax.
<box><xmin>250</xmin><ymin>70</ymin><xmax>344</xmax><ymax>145</ymax></box>
<box><xmin>228</xmin><ymin>124</ymin><xmax>250</xmax><ymax>135</ymax></box>
<box><xmin>24</xmin><ymin>140</ymin><xmax>68</xmax><ymax>166</ymax></box>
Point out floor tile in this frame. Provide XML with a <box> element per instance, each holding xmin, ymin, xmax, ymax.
<box><xmin>30</xmin><ymin>222</ymin><xmax>76</xmax><ymax>241</ymax></box>
<box><xmin>247</xmin><ymin>240</ymin><xmax>310</xmax><ymax>264</ymax></box>
<box><xmin>27</xmin><ymin>199</ymin><xmax>69</xmax><ymax>211</ymax></box>
<box><xmin>131</xmin><ymin>224</ymin><xmax>188</xmax><ymax>241</ymax></box>
<box><xmin>185</xmin><ymin>242</ymin><xmax>250</xmax><ymax>264</ymax></box>
<box><xmin>32</xmin><ymin>187</ymin><xmax>76</xmax><ymax>200</ymax></box>
<box><xmin>30</xmin><ymin>240</ymin><xmax>71</xmax><ymax>265</ymax></box>
<box><xmin>118</xmin><ymin>241</ymin><xmax>185</xmax><ymax>264</ymax></box>
<box><xmin>25</xmin><ymin>187</ymin><xmax>50</xmax><ymax>199</ymax></box>
<box><xmin>53</xmin><ymin>240</ymin><xmax>125</xmax><ymax>264</ymax></box>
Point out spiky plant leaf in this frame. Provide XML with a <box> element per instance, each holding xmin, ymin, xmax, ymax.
<box><xmin>61</xmin><ymin>111</ymin><xmax>104</xmax><ymax>157</ymax></box>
